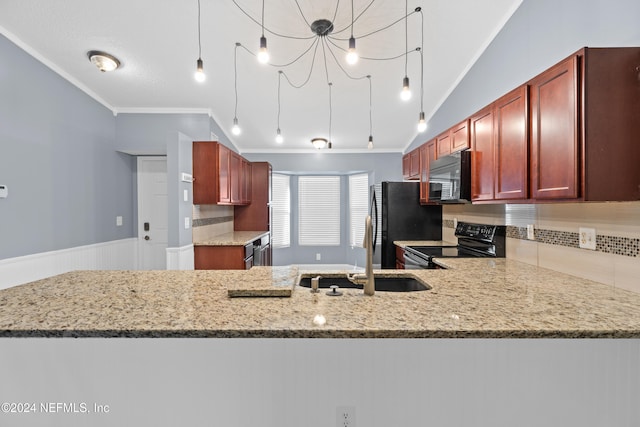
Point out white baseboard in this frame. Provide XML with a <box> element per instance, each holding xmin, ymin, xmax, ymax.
<box><xmin>166</xmin><ymin>244</ymin><xmax>194</xmax><ymax>270</ymax></box>
<box><xmin>0</xmin><ymin>238</ymin><xmax>137</xmax><ymax>290</ymax></box>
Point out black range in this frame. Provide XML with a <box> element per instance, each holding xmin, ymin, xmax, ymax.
<box><xmin>403</xmin><ymin>222</ymin><xmax>506</xmax><ymax>269</ymax></box>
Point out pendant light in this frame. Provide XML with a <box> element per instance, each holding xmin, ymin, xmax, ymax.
<box><xmin>417</xmin><ymin>9</ymin><xmax>427</xmax><ymax>132</ymax></box>
<box><xmin>194</xmin><ymin>0</ymin><xmax>205</xmax><ymax>82</ymax></box>
<box><xmin>400</xmin><ymin>0</ymin><xmax>411</xmax><ymax>101</ymax></box>
<box><xmin>257</xmin><ymin>0</ymin><xmax>269</xmax><ymax>64</ymax></box>
<box><xmin>232</xmin><ymin>43</ymin><xmax>242</xmax><ymax>136</ymax></box>
<box><xmin>275</xmin><ymin>71</ymin><xmax>284</xmax><ymax>143</ymax></box>
<box><xmin>345</xmin><ymin>0</ymin><xmax>358</xmax><ymax>65</ymax></box>
<box><xmin>367</xmin><ymin>75</ymin><xmax>374</xmax><ymax>149</ymax></box>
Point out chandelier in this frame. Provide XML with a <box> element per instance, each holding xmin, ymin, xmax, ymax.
<box><xmin>197</xmin><ymin>1</ymin><xmax>427</xmax><ymax>150</ymax></box>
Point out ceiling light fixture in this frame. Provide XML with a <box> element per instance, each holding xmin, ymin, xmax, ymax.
<box><xmin>194</xmin><ymin>0</ymin><xmax>205</xmax><ymax>82</ymax></box>
<box><xmin>230</xmin><ymin>2</ymin><xmax>423</xmax><ymax>149</ymax></box>
<box><xmin>87</xmin><ymin>50</ymin><xmax>120</xmax><ymax>72</ymax></box>
<box><xmin>311</xmin><ymin>137</ymin><xmax>328</xmax><ymax>149</ymax></box>
<box><xmin>367</xmin><ymin>75</ymin><xmax>373</xmax><ymax>149</ymax></box>
<box><xmin>275</xmin><ymin>71</ymin><xmax>284</xmax><ymax>143</ymax></box>
<box><xmin>345</xmin><ymin>0</ymin><xmax>358</xmax><ymax>65</ymax></box>
<box><xmin>257</xmin><ymin>0</ymin><xmax>269</xmax><ymax>64</ymax></box>
<box><xmin>232</xmin><ymin>43</ymin><xmax>241</xmax><ymax>136</ymax></box>
<box><xmin>400</xmin><ymin>0</ymin><xmax>411</xmax><ymax>101</ymax></box>
<box><xmin>417</xmin><ymin>9</ymin><xmax>426</xmax><ymax>133</ymax></box>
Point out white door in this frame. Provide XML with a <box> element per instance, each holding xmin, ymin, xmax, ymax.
<box><xmin>137</xmin><ymin>156</ymin><xmax>168</xmax><ymax>269</ymax></box>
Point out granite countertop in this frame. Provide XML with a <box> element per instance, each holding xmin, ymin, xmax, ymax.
<box><xmin>1</xmin><ymin>259</ymin><xmax>640</xmax><ymax>338</ymax></box>
<box><xmin>193</xmin><ymin>230</ymin><xmax>269</xmax><ymax>246</ymax></box>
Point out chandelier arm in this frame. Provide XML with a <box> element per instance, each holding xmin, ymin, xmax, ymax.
<box><xmin>293</xmin><ymin>0</ymin><xmax>312</xmax><ymax>28</ymax></box>
<box><xmin>325</xmin><ymin>37</ymin><xmax>418</xmax><ymax>62</ymax></box>
<box><xmin>330</xmin><ymin>9</ymin><xmax>418</xmax><ymax>41</ymax></box>
<box><xmin>330</xmin><ymin>0</ymin><xmax>376</xmax><ymax>35</ymax></box>
<box><xmin>323</xmin><ymin>39</ymin><xmax>368</xmax><ymax>81</ymax></box>
<box><xmin>268</xmin><ymin>38</ymin><xmax>319</xmax><ymax>68</ymax></box>
<box><xmin>231</xmin><ymin>0</ymin><xmax>316</xmax><ymax>40</ymax></box>
<box><xmin>279</xmin><ymin>41</ymin><xmax>321</xmax><ymax>89</ymax></box>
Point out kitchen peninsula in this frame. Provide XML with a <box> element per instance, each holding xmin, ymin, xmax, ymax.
<box><xmin>2</xmin><ymin>259</ymin><xmax>640</xmax><ymax>338</ymax></box>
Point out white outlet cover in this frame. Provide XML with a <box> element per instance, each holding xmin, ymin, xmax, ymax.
<box><xmin>184</xmin><ymin>217</ymin><xmax>190</xmax><ymax>229</ymax></box>
<box><xmin>579</xmin><ymin>227</ymin><xmax>596</xmax><ymax>250</ymax></box>
<box><xmin>527</xmin><ymin>224</ymin><xmax>535</xmax><ymax>240</ymax></box>
<box><xmin>183</xmin><ymin>189</ymin><xmax>189</xmax><ymax>202</ymax></box>
<box><xmin>116</xmin><ymin>216</ymin><xmax>123</xmax><ymax>226</ymax></box>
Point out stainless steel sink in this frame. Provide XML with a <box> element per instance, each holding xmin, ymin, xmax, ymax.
<box><xmin>298</xmin><ymin>276</ymin><xmax>430</xmax><ymax>292</ymax></box>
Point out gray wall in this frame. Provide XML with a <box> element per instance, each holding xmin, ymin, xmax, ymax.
<box><xmin>408</xmin><ymin>0</ymin><xmax>640</xmax><ymax>151</ymax></box>
<box><xmin>243</xmin><ymin>152</ymin><xmax>402</xmax><ymax>266</ymax></box>
<box><xmin>0</xmin><ymin>34</ymin><xmax>132</xmax><ymax>260</ymax></box>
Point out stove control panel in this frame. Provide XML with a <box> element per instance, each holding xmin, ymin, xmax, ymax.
<box><xmin>454</xmin><ymin>222</ymin><xmax>497</xmax><ymax>242</ymax></box>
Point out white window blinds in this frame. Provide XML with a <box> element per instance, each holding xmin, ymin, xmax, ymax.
<box><xmin>298</xmin><ymin>176</ymin><xmax>340</xmax><ymax>246</ymax></box>
<box><xmin>349</xmin><ymin>173</ymin><xmax>369</xmax><ymax>247</ymax></box>
<box><xmin>271</xmin><ymin>173</ymin><xmax>291</xmax><ymax>248</ymax></box>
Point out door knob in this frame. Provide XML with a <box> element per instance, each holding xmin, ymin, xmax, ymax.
<box><xmin>144</xmin><ymin>235</ymin><xmax>150</xmax><ymax>241</ymax></box>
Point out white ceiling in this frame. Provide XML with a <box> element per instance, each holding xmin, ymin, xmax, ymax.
<box><xmin>0</xmin><ymin>0</ymin><xmax>522</xmax><ymax>153</ymax></box>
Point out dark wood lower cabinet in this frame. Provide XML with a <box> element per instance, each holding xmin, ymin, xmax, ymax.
<box><xmin>194</xmin><ymin>245</ymin><xmax>251</xmax><ymax>270</ymax></box>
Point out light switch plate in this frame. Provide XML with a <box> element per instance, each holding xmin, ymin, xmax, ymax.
<box><xmin>183</xmin><ymin>189</ymin><xmax>188</xmax><ymax>202</ymax></box>
<box><xmin>116</xmin><ymin>216</ymin><xmax>123</xmax><ymax>226</ymax></box>
<box><xmin>579</xmin><ymin>227</ymin><xmax>596</xmax><ymax>250</ymax></box>
<box><xmin>184</xmin><ymin>217</ymin><xmax>190</xmax><ymax>229</ymax></box>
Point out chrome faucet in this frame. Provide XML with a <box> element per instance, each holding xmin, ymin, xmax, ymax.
<box><xmin>347</xmin><ymin>215</ymin><xmax>375</xmax><ymax>295</ymax></box>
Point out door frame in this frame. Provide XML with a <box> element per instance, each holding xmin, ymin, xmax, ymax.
<box><xmin>136</xmin><ymin>156</ymin><xmax>168</xmax><ymax>269</ymax></box>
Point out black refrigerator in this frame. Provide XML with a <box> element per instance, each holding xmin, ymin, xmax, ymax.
<box><xmin>370</xmin><ymin>181</ymin><xmax>443</xmax><ymax>268</ymax></box>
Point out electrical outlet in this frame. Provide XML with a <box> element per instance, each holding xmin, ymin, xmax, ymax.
<box><xmin>116</xmin><ymin>216</ymin><xmax>123</xmax><ymax>226</ymax></box>
<box><xmin>453</xmin><ymin>217</ymin><xmax>458</xmax><ymax>228</ymax></box>
<box><xmin>336</xmin><ymin>406</ymin><xmax>355</xmax><ymax>427</ymax></box>
<box><xmin>184</xmin><ymin>217</ymin><xmax>190</xmax><ymax>229</ymax></box>
<box><xmin>527</xmin><ymin>224</ymin><xmax>535</xmax><ymax>240</ymax></box>
<box><xmin>183</xmin><ymin>189</ymin><xmax>189</xmax><ymax>202</ymax></box>
<box><xmin>579</xmin><ymin>227</ymin><xmax>596</xmax><ymax>250</ymax></box>
<box><xmin>316</xmin><ymin>253</ymin><xmax>321</xmax><ymax>261</ymax></box>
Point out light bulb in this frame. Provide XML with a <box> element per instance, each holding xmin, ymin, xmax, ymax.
<box><xmin>232</xmin><ymin>118</ymin><xmax>241</xmax><ymax>135</ymax></box>
<box><xmin>401</xmin><ymin>76</ymin><xmax>411</xmax><ymax>101</ymax></box>
<box><xmin>194</xmin><ymin>58</ymin><xmax>205</xmax><ymax>82</ymax></box>
<box><xmin>257</xmin><ymin>36</ymin><xmax>269</xmax><ymax>64</ymax></box>
<box><xmin>275</xmin><ymin>129</ymin><xmax>284</xmax><ymax>144</ymax></box>
<box><xmin>367</xmin><ymin>135</ymin><xmax>373</xmax><ymax>149</ymax></box>
<box><xmin>417</xmin><ymin>112</ymin><xmax>427</xmax><ymax>132</ymax></box>
<box><xmin>346</xmin><ymin>36</ymin><xmax>358</xmax><ymax>65</ymax></box>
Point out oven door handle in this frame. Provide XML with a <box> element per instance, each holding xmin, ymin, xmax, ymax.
<box><xmin>403</xmin><ymin>251</ymin><xmax>429</xmax><ymax>269</ymax></box>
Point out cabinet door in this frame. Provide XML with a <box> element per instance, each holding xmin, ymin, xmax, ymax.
<box><xmin>451</xmin><ymin>120</ymin><xmax>470</xmax><ymax>152</ymax></box>
<box><xmin>192</xmin><ymin>141</ymin><xmax>218</xmax><ymax>204</ymax></box>
<box><xmin>230</xmin><ymin>152</ymin><xmax>242</xmax><ymax>204</ymax></box>
<box><xmin>529</xmin><ymin>55</ymin><xmax>580</xmax><ymax>199</ymax></box>
<box><xmin>494</xmin><ymin>85</ymin><xmax>529</xmax><ymax>200</ymax></box>
<box><xmin>437</xmin><ymin>131</ymin><xmax>451</xmax><ymax>157</ymax></box>
<box><xmin>470</xmin><ymin>106</ymin><xmax>495</xmax><ymax>201</ymax></box>
<box><xmin>420</xmin><ymin>140</ymin><xmax>437</xmax><ymax>204</ymax></box>
<box><xmin>241</xmin><ymin>158</ymin><xmax>252</xmax><ymax>204</ymax></box>
<box><xmin>218</xmin><ymin>144</ymin><xmax>231</xmax><ymax>204</ymax></box>
<box><xmin>402</xmin><ymin>154</ymin><xmax>410</xmax><ymax>179</ymax></box>
<box><xmin>409</xmin><ymin>149</ymin><xmax>420</xmax><ymax>179</ymax></box>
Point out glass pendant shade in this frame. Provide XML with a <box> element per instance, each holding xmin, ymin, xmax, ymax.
<box><xmin>346</xmin><ymin>37</ymin><xmax>358</xmax><ymax>65</ymax></box>
<box><xmin>417</xmin><ymin>112</ymin><xmax>427</xmax><ymax>132</ymax></box>
<box><xmin>401</xmin><ymin>76</ymin><xmax>411</xmax><ymax>101</ymax></box>
<box><xmin>257</xmin><ymin>36</ymin><xmax>269</xmax><ymax>64</ymax></box>
<box><xmin>194</xmin><ymin>58</ymin><xmax>205</xmax><ymax>82</ymax></box>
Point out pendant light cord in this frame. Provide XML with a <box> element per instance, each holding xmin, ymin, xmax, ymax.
<box><xmin>368</xmin><ymin>75</ymin><xmax>372</xmax><ymax>136</ymax></box>
<box><xmin>277</xmin><ymin>71</ymin><xmax>282</xmax><ymax>129</ymax></box>
<box><xmin>329</xmin><ymin>82</ymin><xmax>333</xmax><ymax>143</ymax></box>
<box><xmin>197</xmin><ymin>0</ymin><xmax>202</xmax><ymax>58</ymax></box>
<box><xmin>419</xmin><ymin>8</ymin><xmax>424</xmax><ymax>112</ymax></box>
<box><xmin>234</xmin><ymin>43</ymin><xmax>239</xmax><ymax>118</ymax></box>
<box><xmin>261</xmin><ymin>0</ymin><xmax>265</xmax><ymax>37</ymax></box>
<box><xmin>404</xmin><ymin>0</ymin><xmax>408</xmax><ymax>77</ymax></box>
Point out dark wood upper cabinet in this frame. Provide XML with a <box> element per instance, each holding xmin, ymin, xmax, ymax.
<box><xmin>450</xmin><ymin>119</ymin><xmax>470</xmax><ymax>153</ymax></box>
<box><xmin>436</xmin><ymin>130</ymin><xmax>451</xmax><ymax>157</ymax></box>
<box><xmin>529</xmin><ymin>55</ymin><xmax>579</xmax><ymax>200</ymax></box>
<box><xmin>419</xmin><ymin>139</ymin><xmax>437</xmax><ymax>204</ymax></box>
<box><xmin>235</xmin><ymin>162</ymin><xmax>271</xmax><ymax>231</ymax></box>
<box><xmin>192</xmin><ymin>141</ymin><xmax>251</xmax><ymax>206</ymax></box>
<box><xmin>530</xmin><ymin>47</ymin><xmax>640</xmax><ymax>202</ymax></box>
<box><xmin>402</xmin><ymin>149</ymin><xmax>420</xmax><ymax>180</ymax></box>
<box><xmin>494</xmin><ymin>85</ymin><xmax>529</xmax><ymax>200</ymax></box>
<box><xmin>470</xmin><ymin>106</ymin><xmax>495</xmax><ymax>201</ymax></box>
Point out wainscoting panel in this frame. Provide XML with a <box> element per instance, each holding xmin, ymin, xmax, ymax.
<box><xmin>0</xmin><ymin>238</ymin><xmax>137</xmax><ymax>290</ymax></box>
<box><xmin>166</xmin><ymin>244</ymin><xmax>195</xmax><ymax>270</ymax></box>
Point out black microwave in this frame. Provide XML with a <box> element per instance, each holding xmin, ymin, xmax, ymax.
<box><xmin>428</xmin><ymin>150</ymin><xmax>471</xmax><ymax>203</ymax></box>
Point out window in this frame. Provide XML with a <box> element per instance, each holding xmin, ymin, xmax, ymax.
<box><xmin>349</xmin><ymin>173</ymin><xmax>369</xmax><ymax>247</ymax></box>
<box><xmin>298</xmin><ymin>176</ymin><xmax>340</xmax><ymax>246</ymax></box>
<box><xmin>271</xmin><ymin>173</ymin><xmax>290</xmax><ymax>248</ymax></box>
